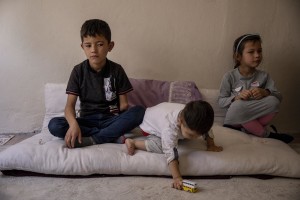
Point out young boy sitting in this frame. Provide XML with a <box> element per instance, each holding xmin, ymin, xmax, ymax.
<box><xmin>48</xmin><ymin>19</ymin><xmax>145</xmax><ymax>148</ymax></box>
<box><xmin>125</xmin><ymin>100</ymin><xmax>223</xmax><ymax>190</ymax></box>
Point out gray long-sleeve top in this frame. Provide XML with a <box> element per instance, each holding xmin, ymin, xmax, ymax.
<box><xmin>218</xmin><ymin>68</ymin><xmax>282</xmax><ymax>109</ymax></box>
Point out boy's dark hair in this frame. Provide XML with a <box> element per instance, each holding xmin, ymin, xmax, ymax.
<box><xmin>233</xmin><ymin>34</ymin><xmax>262</xmax><ymax>68</ymax></box>
<box><xmin>80</xmin><ymin>19</ymin><xmax>111</xmax><ymax>43</ymax></box>
<box><xmin>182</xmin><ymin>100</ymin><xmax>214</xmax><ymax>135</ymax></box>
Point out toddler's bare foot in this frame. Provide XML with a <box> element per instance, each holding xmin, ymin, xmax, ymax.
<box><xmin>125</xmin><ymin>138</ymin><xmax>136</xmax><ymax>155</ymax></box>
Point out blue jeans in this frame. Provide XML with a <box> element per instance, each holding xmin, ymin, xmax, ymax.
<box><xmin>48</xmin><ymin>105</ymin><xmax>145</xmax><ymax>144</ymax></box>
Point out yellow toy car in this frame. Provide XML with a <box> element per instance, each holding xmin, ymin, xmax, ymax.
<box><xmin>182</xmin><ymin>179</ymin><xmax>198</xmax><ymax>193</ymax></box>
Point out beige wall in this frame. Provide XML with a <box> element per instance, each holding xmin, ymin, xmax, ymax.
<box><xmin>0</xmin><ymin>0</ymin><xmax>299</xmax><ymax>133</ymax></box>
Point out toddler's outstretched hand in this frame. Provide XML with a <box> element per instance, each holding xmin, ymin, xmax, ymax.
<box><xmin>206</xmin><ymin>136</ymin><xmax>223</xmax><ymax>152</ymax></box>
<box><xmin>172</xmin><ymin>177</ymin><xmax>183</xmax><ymax>190</ymax></box>
<box><xmin>207</xmin><ymin>144</ymin><xmax>223</xmax><ymax>152</ymax></box>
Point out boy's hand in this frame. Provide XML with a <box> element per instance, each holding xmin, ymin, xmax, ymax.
<box><xmin>172</xmin><ymin>177</ymin><xmax>183</xmax><ymax>190</ymax></box>
<box><xmin>65</xmin><ymin>123</ymin><xmax>82</xmax><ymax>148</ymax></box>
<box><xmin>64</xmin><ymin>94</ymin><xmax>80</xmax><ymax>148</ymax></box>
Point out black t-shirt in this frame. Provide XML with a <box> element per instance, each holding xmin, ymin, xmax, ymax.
<box><xmin>66</xmin><ymin>59</ymin><xmax>133</xmax><ymax>117</ymax></box>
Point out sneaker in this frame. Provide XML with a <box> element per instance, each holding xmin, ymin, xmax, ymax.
<box><xmin>74</xmin><ymin>137</ymin><xmax>95</xmax><ymax>148</ymax></box>
<box><xmin>269</xmin><ymin>132</ymin><xmax>294</xmax><ymax>144</ymax></box>
<box><xmin>270</xmin><ymin>124</ymin><xmax>278</xmax><ymax>133</ymax></box>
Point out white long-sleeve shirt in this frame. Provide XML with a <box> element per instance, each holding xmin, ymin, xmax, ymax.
<box><xmin>139</xmin><ymin>102</ymin><xmax>213</xmax><ymax>163</ymax></box>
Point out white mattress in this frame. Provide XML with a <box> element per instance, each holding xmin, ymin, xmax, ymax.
<box><xmin>0</xmin><ymin>124</ymin><xmax>299</xmax><ymax>177</ymax></box>
<box><xmin>0</xmin><ymin>83</ymin><xmax>299</xmax><ymax>177</ymax></box>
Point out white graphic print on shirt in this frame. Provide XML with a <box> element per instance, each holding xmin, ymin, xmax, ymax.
<box><xmin>104</xmin><ymin>77</ymin><xmax>117</xmax><ymax>101</ymax></box>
